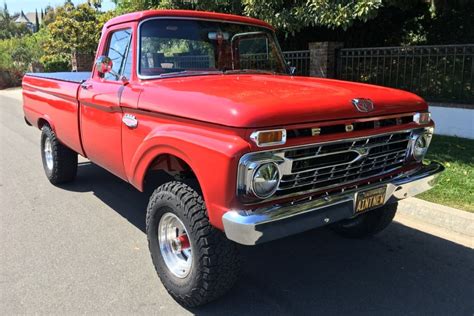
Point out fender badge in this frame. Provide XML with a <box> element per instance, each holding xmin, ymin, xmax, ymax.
<box><xmin>122</xmin><ymin>114</ymin><xmax>138</xmax><ymax>128</ymax></box>
<box><xmin>352</xmin><ymin>98</ymin><xmax>374</xmax><ymax>112</ymax></box>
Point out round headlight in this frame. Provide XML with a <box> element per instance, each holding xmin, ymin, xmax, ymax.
<box><xmin>413</xmin><ymin>133</ymin><xmax>430</xmax><ymax>161</ymax></box>
<box><xmin>252</xmin><ymin>162</ymin><xmax>280</xmax><ymax>198</ymax></box>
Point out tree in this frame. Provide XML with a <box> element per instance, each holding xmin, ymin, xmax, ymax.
<box><xmin>112</xmin><ymin>0</ymin><xmax>385</xmax><ymax>35</ymax></box>
<box><xmin>42</xmin><ymin>6</ymin><xmax>56</xmax><ymax>25</ymax></box>
<box><xmin>88</xmin><ymin>0</ymin><xmax>102</xmax><ymax>10</ymax></box>
<box><xmin>3</xmin><ymin>2</ymin><xmax>9</xmax><ymax>20</ymax></box>
<box><xmin>35</xmin><ymin>9</ymin><xmax>40</xmax><ymax>32</ymax></box>
<box><xmin>41</xmin><ymin>2</ymin><xmax>112</xmax><ymax>70</ymax></box>
<box><xmin>0</xmin><ymin>3</ymin><xmax>31</xmax><ymax>39</ymax></box>
<box><xmin>243</xmin><ymin>0</ymin><xmax>385</xmax><ymax>34</ymax></box>
<box><xmin>112</xmin><ymin>0</ymin><xmax>241</xmax><ymax>14</ymax></box>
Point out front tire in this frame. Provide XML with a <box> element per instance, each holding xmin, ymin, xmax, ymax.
<box><xmin>40</xmin><ymin>126</ymin><xmax>77</xmax><ymax>184</ymax></box>
<box><xmin>331</xmin><ymin>202</ymin><xmax>398</xmax><ymax>238</ymax></box>
<box><xmin>146</xmin><ymin>181</ymin><xmax>240</xmax><ymax>307</ymax></box>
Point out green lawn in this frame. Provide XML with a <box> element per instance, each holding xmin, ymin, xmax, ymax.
<box><xmin>417</xmin><ymin>135</ymin><xmax>474</xmax><ymax>212</ymax></box>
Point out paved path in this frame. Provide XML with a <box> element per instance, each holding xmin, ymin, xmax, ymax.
<box><xmin>1</xmin><ymin>89</ymin><xmax>473</xmax><ymax>315</ymax></box>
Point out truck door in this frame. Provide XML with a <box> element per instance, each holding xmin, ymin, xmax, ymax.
<box><xmin>78</xmin><ymin>27</ymin><xmax>133</xmax><ymax>180</ymax></box>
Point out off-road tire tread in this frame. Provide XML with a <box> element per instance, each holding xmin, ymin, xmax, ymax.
<box><xmin>332</xmin><ymin>202</ymin><xmax>398</xmax><ymax>238</ymax></box>
<box><xmin>146</xmin><ymin>181</ymin><xmax>240</xmax><ymax>307</ymax></box>
<box><xmin>41</xmin><ymin>126</ymin><xmax>77</xmax><ymax>184</ymax></box>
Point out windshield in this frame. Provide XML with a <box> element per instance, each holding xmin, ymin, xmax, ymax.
<box><xmin>139</xmin><ymin>18</ymin><xmax>288</xmax><ymax>78</ymax></box>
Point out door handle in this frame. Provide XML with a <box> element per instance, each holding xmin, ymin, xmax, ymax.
<box><xmin>80</xmin><ymin>82</ymin><xmax>93</xmax><ymax>90</ymax></box>
<box><xmin>122</xmin><ymin>114</ymin><xmax>138</xmax><ymax>128</ymax></box>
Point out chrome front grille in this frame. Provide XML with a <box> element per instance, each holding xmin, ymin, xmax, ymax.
<box><xmin>275</xmin><ymin>131</ymin><xmax>412</xmax><ymax>196</ymax></box>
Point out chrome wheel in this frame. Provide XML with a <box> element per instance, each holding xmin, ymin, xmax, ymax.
<box><xmin>44</xmin><ymin>137</ymin><xmax>54</xmax><ymax>171</ymax></box>
<box><xmin>158</xmin><ymin>212</ymin><xmax>192</xmax><ymax>278</ymax></box>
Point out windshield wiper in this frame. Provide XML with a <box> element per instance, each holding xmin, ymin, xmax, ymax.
<box><xmin>159</xmin><ymin>70</ymin><xmax>223</xmax><ymax>78</ymax></box>
<box><xmin>224</xmin><ymin>69</ymin><xmax>277</xmax><ymax>75</ymax></box>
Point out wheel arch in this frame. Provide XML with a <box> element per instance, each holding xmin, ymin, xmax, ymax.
<box><xmin>126</xmin><ymin>125</ymin><xmax>250</xmax><ymax>230</ymax></box>
<box><xmin>37</xmin><ymin>115</ymin><xmax>55</xmax><ymax>132</ymax></box>
<box><xmin>130</xmin><ymin>144</ymin><xmax>204</xmax><ymax>193</ymax></box>
<box><xmin>141</xmin><ymin>151</ymin><xmax>203</xmax><ymax>194</ymax></box>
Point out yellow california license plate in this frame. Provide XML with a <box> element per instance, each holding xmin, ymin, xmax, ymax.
<box><xmin>355</xmin><ymin>187</ymin><xmax>387</xmax><ymax>213</ymax></box>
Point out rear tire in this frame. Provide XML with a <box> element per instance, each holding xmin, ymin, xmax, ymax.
<box><xmin>331</xmin><ymin>202</ymin><xmax>398</xmax><ymax>238</ymax></box>
<box><xmin>41</xmin><ymin>126</ymin><xmax>77</xmax><ymax>184</ymax></box>
<box><xmin>146</xmin><ymin>181</ymin><xmax>241</xmax><ymax>307</ymax></box>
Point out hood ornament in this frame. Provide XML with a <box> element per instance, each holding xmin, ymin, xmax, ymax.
<box><xmin>352</xmin><ymin>98</ymin><xmax>374</xmax><ymax>112</ymax></box>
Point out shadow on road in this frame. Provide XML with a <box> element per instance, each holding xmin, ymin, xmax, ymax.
<box><xmin>62</xmin><ymin>162</ymin><xmax>474</xmax><ymax>315</ymax></box>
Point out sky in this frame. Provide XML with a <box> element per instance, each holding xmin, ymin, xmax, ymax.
<box><xmin>4</xmin><ymin>0</ymin><xmax>116</xmax><ymax>14</ymax></box>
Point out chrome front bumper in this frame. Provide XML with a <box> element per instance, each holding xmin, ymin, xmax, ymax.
<box><xmin>223</xmin><ymin>162</ymin><xmax>444</xmax><ymax>245</ymax></box>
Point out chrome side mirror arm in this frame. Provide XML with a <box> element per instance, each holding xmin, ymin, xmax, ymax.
<box><xmin>286</xmin><ymin>61</ymin><xmax>296</xmax><ymax>75</ymax></box>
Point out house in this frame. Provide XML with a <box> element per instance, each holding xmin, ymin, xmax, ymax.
<box><xmin>14</xmin><ymin>10</ymin><xmax>41</xmax><ymax>32</ymax></box>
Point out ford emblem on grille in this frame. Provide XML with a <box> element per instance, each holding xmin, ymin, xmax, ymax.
<box><xmin>352</xmin><ymin>98</ymin><xmax>374</xmax><ymax>112</ymax></box>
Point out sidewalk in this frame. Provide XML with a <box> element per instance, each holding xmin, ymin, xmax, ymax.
<box><xmin>396</xmin><ymin>198</ymin><xmax>473</xmax><ymax>248</ymax></box>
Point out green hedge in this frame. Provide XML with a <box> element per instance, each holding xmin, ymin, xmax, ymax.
<box><xmin>0</xmin><ymin>30</ymin><xmax>47</xmax><ymax>88</ymax></box>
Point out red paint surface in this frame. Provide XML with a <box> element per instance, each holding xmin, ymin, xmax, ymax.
<box><xmin>104</xmin><ymin>9</ymin><xmax>274</xmax><ymax>30</ymax></box>
<box><xmin>22</xmin><ymin>10</ymin><xmax>430</xmax><ymax>231</ymax></box>
<box><xmin>137</xmin><ymin>75</ymin><xmax>427</xmax><ymax>128</ymax></box>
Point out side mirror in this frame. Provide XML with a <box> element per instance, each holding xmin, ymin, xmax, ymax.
<box><xmin>96</xmin><ymin>56</ymin><xmax>113</xmax><ymax>74</ymax></box>
<box><xmin>95</xmin><ymin>55</ymin><xmax>128</xmax><ymax>84</ymax></box>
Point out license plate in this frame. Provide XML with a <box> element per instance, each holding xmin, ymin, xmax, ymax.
<box><xmin>355</xmin><ymin>186</ymin><xmax>387</xmax><ymax>213</ymax></box>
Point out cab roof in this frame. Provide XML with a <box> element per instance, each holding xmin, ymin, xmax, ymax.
<box><xmin>104</xmin><ymin>9</ymin><xmax>274</xmax><ymax>30</ymax></box>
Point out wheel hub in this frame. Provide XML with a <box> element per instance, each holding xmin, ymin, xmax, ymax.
<box><xmin>158</xmin><ymin>212</ymin><xmax>193</xmax><ymax>278</ymax></box>
<box><xmin>170</xmin><ymin>234</ymin><xmax>190</xmax><ymax>254</ymax></box>
<box><xmin>44</xmin><ymin>137</ymin><xmax>54</xmax><ymax>170</ymax></box>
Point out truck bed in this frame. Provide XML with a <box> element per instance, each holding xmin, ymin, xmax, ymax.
<box><xmin>22</xmin><ymin>73</ymin><xmax>86</xmax><ymax>156</ymax></box>
<box><xmin>25</xmin><ymin>72</ymin><xmax>91</xmax><ymax>84</ymax></box>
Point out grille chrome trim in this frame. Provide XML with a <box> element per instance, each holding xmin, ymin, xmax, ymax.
<box><xmin>237</xmin><ymin>129</ymin><xmax>424</xmax><ymax>204</ymax></box>
<box><xmin>278</xmin><ymin>132</ymin><xmax>411</xmax><ymax>195</ymax></box>
<box><xmin>279</xmin><ymin>154</ymin><xmax>406</xmax><ymax>185</ymax></box>
<box><xmin>278</xmin><ymin>161</ymin><xmax>406</xmax><ymax>192</ymax></box>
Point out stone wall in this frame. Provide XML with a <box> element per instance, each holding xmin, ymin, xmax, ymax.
<box><xmin>308</xmin><ymin>42</ymin><xmax>343</xmax><ymax>78</ymax></box>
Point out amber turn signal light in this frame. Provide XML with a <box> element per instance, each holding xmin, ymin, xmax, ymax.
<box><xmin>250</xmin><ymin>129</ymin><xmax>287</xmax><ymax>147</ymax></box>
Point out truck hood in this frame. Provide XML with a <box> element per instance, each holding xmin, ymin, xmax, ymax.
<box><xmin>137</xmin><ymin>75</ymin><xmax>427</xmax><ymax>128</ymax></box>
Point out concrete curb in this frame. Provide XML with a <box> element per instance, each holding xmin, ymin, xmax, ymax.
<box><xmin>397</xmin><ymin>198</ymin><xmax>474</xmax><ymax>238</ymax></box>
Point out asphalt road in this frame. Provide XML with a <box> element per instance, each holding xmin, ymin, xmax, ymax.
<box><xmin>1</xmin><ymin>89</ymin><xmax>473</xmax><ymax>315</ymax></box>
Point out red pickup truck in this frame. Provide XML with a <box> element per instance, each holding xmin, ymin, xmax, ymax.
<box><xmin>22</xmin><ymin>10</ymin><xmax>443</xmax><ymax>307</ymax></box>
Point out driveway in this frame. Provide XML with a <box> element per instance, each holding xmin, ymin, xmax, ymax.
<box><xmin>1</xmin><ymin>89</ymin><xmax>473</xmax><ymax>315</ymax></box>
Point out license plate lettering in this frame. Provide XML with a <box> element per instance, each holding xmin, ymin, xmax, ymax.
<box><xmin>355</xmin><ymin>187</ymin><xmax>386</xmax><ymax>213</ymax></box>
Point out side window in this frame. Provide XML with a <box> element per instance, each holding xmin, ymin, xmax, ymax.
<box><xmin>104</xmin><ymin>29</ymin><xmax>132</xmax><ymax>81</ymax></box>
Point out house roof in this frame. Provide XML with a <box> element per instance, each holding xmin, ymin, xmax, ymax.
<box><xmin>14</xmin><ymin>11</ymin><xmax>41</xmax><ymax>24</ymax></box>
<box><xmin>25</xmin><ymin>12</ymin><xmax>42</xmax><ymax>24</ymax></box>
<box><xmin>14</xmin><ymin>11</ymin><xmax>31</xmax><ymax>24</ymax></box>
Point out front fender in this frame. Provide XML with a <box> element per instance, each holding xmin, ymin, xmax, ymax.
<box><xmin>124</xmin><ymin>121</ymin><xmax>250</xmax><ymax>229</ymax></box>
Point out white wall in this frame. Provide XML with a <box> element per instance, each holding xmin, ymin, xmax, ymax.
<box><xmin>429</xmin><ymin>105</ymin><xmax>474</xmax><ymax>139</ymax></box>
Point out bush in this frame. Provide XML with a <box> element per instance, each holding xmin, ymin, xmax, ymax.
<box><xmin>0</xmin><ymin>29</ymin><xmax>47</xmax><ymax>88</ymax></box>
<box><xmin>40</xmin><ymin>54</ymin><xmax>70</xmax><ymax>72</ymax></box>
<box><xmin>0</xmin><ymin>68</ymin><xmax>23</xmax><ymax>89</ymax></box>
